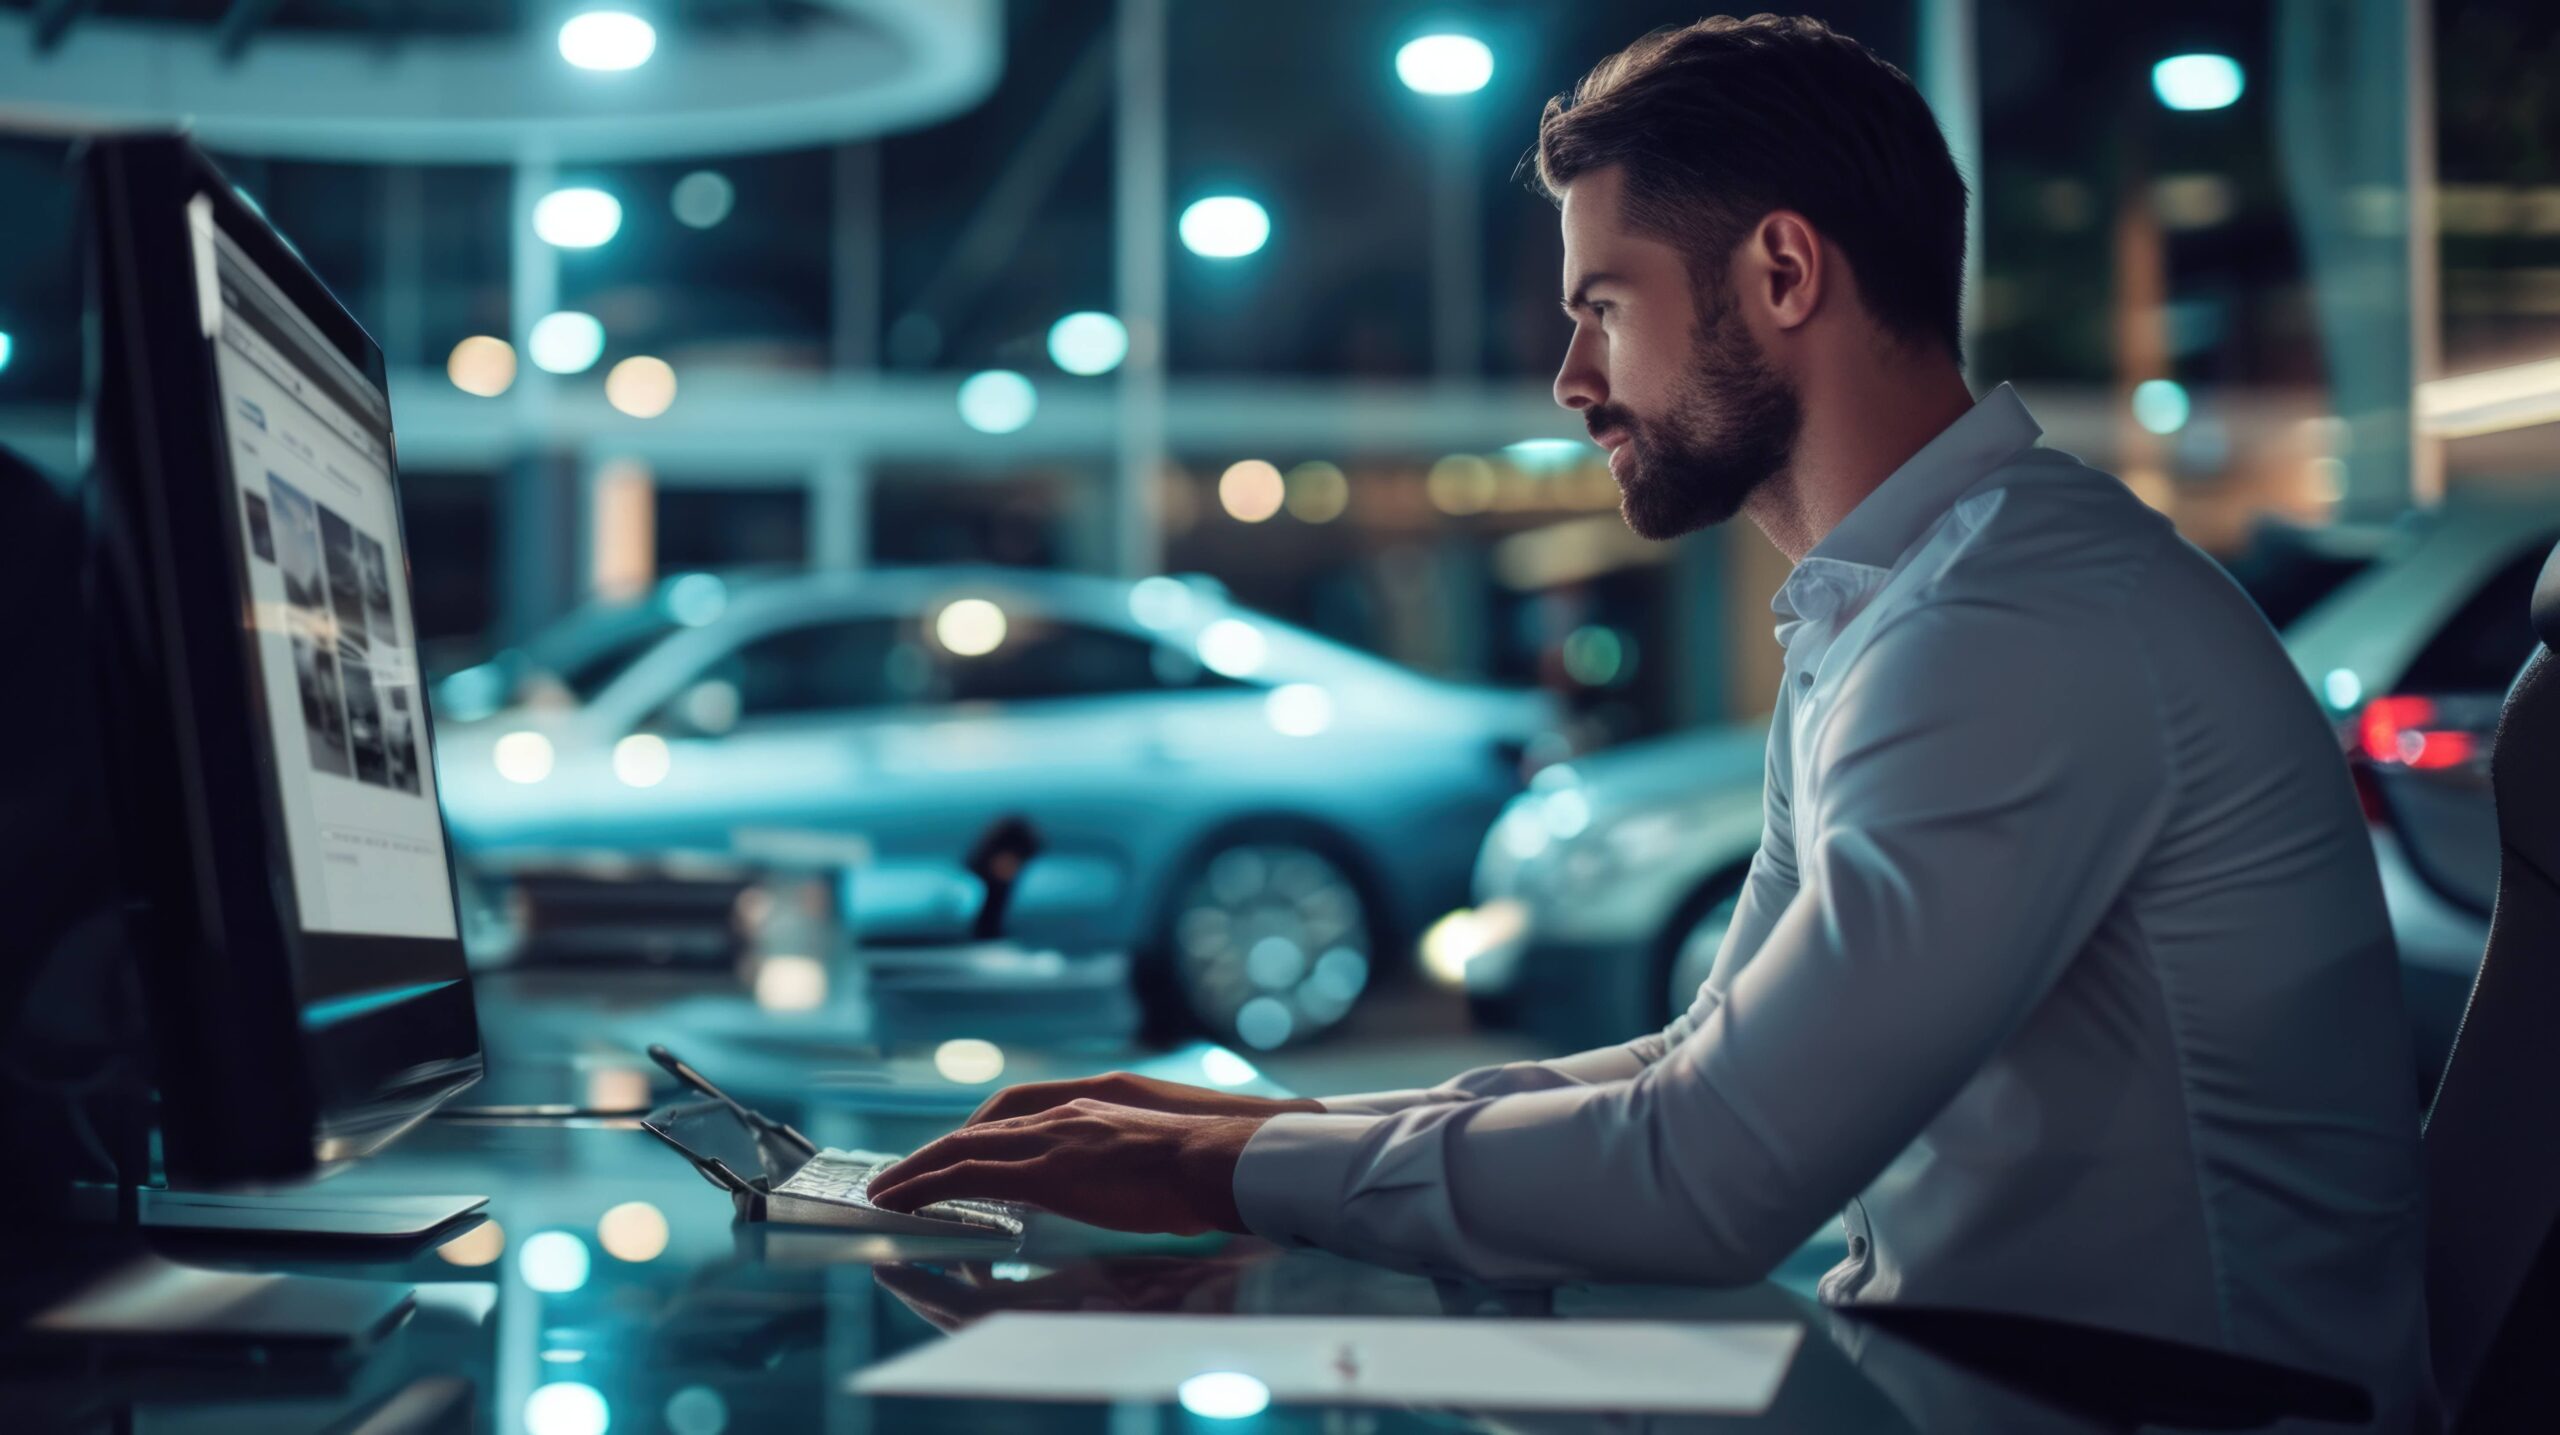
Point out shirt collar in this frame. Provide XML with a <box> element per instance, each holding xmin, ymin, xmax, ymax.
<box><xmin>1771</xmin><ymin>383</ymin><xmax>2043</xmax><ymax>635</ymax></box>
<box><xmin>1804</xmin><ymin>383</ymin><xmax>2043</xmax><ymax>571</ymax></box>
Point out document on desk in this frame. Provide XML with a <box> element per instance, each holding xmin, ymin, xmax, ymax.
<box><xmin>853</xmin><ymin>1312</ymin><xmax>1804</xmax><ymax>1414</ymax></box>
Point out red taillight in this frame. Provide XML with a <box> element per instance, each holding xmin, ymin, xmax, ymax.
<box><xmin>2357</xmin><ymin>695</ymin><xmax>2479</xmax><ymax>771</ymax></box>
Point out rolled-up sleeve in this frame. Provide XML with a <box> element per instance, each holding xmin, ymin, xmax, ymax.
<box><xmin>1233</xmin><ymin>598</ymin><xmax>2171</xmax><ymax>1285</ymax></box>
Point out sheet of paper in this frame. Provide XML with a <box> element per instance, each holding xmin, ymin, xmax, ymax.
<box><xmin>852</xmin><ymin>1312</ymin><xmax>1804</xmax><ymax>1414</ymax></box>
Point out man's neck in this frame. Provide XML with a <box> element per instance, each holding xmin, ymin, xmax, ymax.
<box><xmin>1745</xmin><ymin>355</ymin><xmax>1977</xmax><ymax>564</ymax></box>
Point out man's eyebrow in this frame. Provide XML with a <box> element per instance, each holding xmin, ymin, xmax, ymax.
<box><xmin>1560</xmin><ymin>273</ymin><xmax>1628</xmax><ymax>314</ymax></box>
<box><xmin>1546</xmin><ymin>271</ymin><xmax>1628</xmax><ymax>313</ymax></box>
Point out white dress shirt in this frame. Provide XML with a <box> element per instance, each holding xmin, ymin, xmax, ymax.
<box><xmin>1233</xmin><ymin>385</ymin><xmax>2432</xmax><ymax>1422</ymax></box>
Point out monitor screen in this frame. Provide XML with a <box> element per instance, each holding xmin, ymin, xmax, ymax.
<box><xmin>188</xmin><ymin>196</ymin><xmax>459</xmax><ymax>948</ymax></box>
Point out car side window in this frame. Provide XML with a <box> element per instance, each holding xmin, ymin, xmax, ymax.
<box><xmin>943</xmin><ymin>622</ymin><xmax>1194</xmax><ymax>705</ymax></box>
<box><xmin>2397</xmin><ymin>535</ymin><xmax>2560</xmax><ymax>695</ymax></box>
<box><xmin>677</xmin><ymin>618</ymin><xmax>934</xmax><ymax>727</ymax></box>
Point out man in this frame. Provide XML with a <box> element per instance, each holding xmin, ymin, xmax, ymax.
<box><xmin>875</xmin><ymin>14</ymin><xmax>2429</xmax><ymax>1416</ymax></box>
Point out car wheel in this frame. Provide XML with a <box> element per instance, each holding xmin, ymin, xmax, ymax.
<box><xmin>1158</xmin><ymin>839</ymin><xmax>1375</xmax><ymax>1050</ymax></box>
<box><xmin>1661</xmin><ymin>887</ymin><xmax>1742</xmax><ymax>1027</ymax></box>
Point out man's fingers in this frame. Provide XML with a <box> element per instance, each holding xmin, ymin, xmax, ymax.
<box><xmin>869</xmin><ymin>1158</ymin><xmax>1035</xmax><ymax>1213</ymax></box>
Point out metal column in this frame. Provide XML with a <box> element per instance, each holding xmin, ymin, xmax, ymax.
<box><xmin>499</xmin><ymin>152</ymin><xmax>576</xmax><ymax>640</ymax></box>
<box><xmin>1112</xmin><ymin>0</ymin><xmax>1169</xmax><ymax>579</ymax></box>
<box><xmin>1917</xmin><ymin>0</ymin><xmax>1982</xmax><ymax>373</ymax></box>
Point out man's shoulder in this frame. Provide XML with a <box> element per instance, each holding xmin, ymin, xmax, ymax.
<box><xmin>1897</xmin><ymin>447</ymin><xmax>2175</xmax><ymax>623</ymax></box>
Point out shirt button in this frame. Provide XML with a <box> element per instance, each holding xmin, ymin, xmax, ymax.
<box><xmin>1796</xmin><ymin>671</ymin><xmax>1814</xmax><ymax>688</ymax></box>
<box><xmin>1849</xmin><ymin>1235</ymin><xmax>1870</xmax><ymax>1259</ymax></box>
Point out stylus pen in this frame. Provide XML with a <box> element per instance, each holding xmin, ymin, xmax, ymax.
<box><xmin>646</xmin><ymin>1044</ymin><xmax>818</xmax><ymax>1158</ymax></box>
<box><xmin>638</xmin><ymin>1116</ymin><xmax>756</xmax><ymax>1195</ymax></box>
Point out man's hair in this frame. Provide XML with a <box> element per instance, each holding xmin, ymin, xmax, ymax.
<box><xmin>1533</xmin><ymin>14</ymin><xmax>1967</xmax><ymax>356</ymax></box>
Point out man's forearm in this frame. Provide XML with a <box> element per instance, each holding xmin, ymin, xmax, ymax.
<box><xmin>1311</xmin><ymin>1037</ymin><xmax>1664</xmax><ymax>1117</ymax></box>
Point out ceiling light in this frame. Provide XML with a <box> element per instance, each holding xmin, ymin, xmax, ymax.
<box><xmin>1179</xmin><ymin>196</ymin><xmax>1270</xmax><ymax>259</ymax></box>
<box><xmin>560</xmin><ymin>11</ymin><xmax>656</xmax><ymax>72</ymax></box>
<box><xmin>1396</xmin><ymin>35</ymin><xmax>1494</xmax><ymax>96</ymax></box>
<box><xmin>533</xmin><ymin>187</ymin><xmax>622</xmax><ymax>248</ymax></box>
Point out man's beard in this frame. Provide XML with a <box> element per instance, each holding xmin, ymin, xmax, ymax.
<box><xmin>1590</xmin><ymin>290</ymin><xmax>1802</xmax><ymax>542</ymax></box>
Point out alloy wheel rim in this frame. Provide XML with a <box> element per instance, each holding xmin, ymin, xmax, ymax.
<box><xmin>1172</xmin><ymin>842</ymin><xmax>1372</xmax><ymax>1049</ymax></box>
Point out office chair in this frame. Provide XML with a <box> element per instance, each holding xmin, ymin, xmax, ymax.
<box><xmin>2422</xmin><ymin>538</ymin><xmax>2560</xmax><ymax>1428</ymax></box>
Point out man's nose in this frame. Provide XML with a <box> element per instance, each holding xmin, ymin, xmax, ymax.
<box><xmin>1553</xmin><ymin>331</ymin><xmax>1604</xmax><ymax>412</ymax></box>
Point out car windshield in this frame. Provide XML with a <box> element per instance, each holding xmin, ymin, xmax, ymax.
<box><xmin>2220</xmin><ymin>521</ymin><xmax>2396</xmax><ymax>633</ymax></box>
<box><xmin>540</xmin><ymin>617</ymin><xmax>679</xmax><ymax>702</ymax></box>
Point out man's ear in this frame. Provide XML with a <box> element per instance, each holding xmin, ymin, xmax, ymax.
<box><xmin>1747</xmin><ymin>210</ymin><xmax>1825</xmax><ymax>333</ymax></box>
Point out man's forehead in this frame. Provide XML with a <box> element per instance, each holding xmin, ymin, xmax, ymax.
<box><xmin>1558</xmin><ymin>168</ymin><xmax>1677</xmax><ymax>287</ymax></box>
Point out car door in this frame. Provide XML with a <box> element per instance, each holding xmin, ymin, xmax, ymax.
<box><xmin>858</xmin><ymin>612</ymin><xmax>1256</xmax><ymax>940</ymax></box>
<box><xmin>614</xmin><ymin>612</ymin><xmax>918</xmax><ymax>852</ymax></box>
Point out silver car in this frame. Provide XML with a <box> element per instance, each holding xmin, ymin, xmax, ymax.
<box><xmin>433</xmin><ymin>567</ymin><xmax>1556</xmax><ymax>1049</ymax></box>
<box><xmin>1448</xmin><ymin>497</ymin><xmax>2560</xmax><ymax>1075</ymax></box>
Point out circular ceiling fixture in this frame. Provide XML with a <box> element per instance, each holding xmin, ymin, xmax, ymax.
<box><xmin>0</xmin><ymin>0</ymin><xmax>1000</xmax><ymax>162</ymax></box>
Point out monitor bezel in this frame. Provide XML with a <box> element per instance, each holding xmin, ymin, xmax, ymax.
<box><xmin>84</xmin><ymin>134</ymin><xmax>481</xmax><ymax>1184</ymax></box>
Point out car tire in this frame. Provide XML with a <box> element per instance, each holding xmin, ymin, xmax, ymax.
<box><xmin>1657</xmin><ymin>883</ymin><xmax>1743</xmax><ymax>1029</ymax></box>
<box><xmin>1146</xmin><ymin>832</ymin><xmax>1377</xmax><ymax>1051</ymax></box>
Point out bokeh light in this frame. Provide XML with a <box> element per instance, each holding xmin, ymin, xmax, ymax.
<box><xmin>525</xmin><ymin>1382</ymin><xmax>612</xmax><ymax>1435</ymax></box>
<box><xmin>529</xmin><ymin>312</ymin><xmax>606</xmax><ymax>375</ymax></box>
<box><xmin>671</xmin><ymin>171</ymin><xmax>735</xmax><ymax>229</ymax></box>
<box><xmin>605</xmin><ymin>356</ymin><xmax>677</xmax><ymax>418</ymax></box>
<box><xmin>436</xmin><ymin>1219</ymin><xmax>506</xmax><ymax>1267</ymax></box>
<box><xmin>1234</xmin><ymin>998</ymin><xmax>1294</xmax><ymax>1051</ymax></box>
<box><xmin>1197</xmin><ymin>619</ymin><xmax>1267</xmax><ymax>678</ymax></box>
<box><xmin>612</xmin><ymin>733</ymin><xmax>671</xmax><ymax>788</ymax></box>
<box><xmin>935</xmin><ymin>598</ymin><xmax>1009</xmax><ymax>657</ymax></box>
<box><xmin>495</xmin><ymin>730</ymin><xmax>556</xmax><ymax>784</ymax></box>
<box><xmin>1265</xmin><ymin>683</ymin><xmax>1334</xmax><ymax>737</ymax></box>
<box><xmin>1047</xmin><ymin>311</ymin><xmax>1129</xmax><ymax>375</ymax></box>
<box><xmin>447</xmin><ymin>335</ymin><xmax>516</xmax><ymax>397</ymax></box>
<box><xmin>1200</xmin><ymin>1048</ymin><xmax>1259</xmax><ymax>1087</ymax></box>
<box><xmin>519</xmin><ymin>1230</ymin><xmax>592</xmax><ymax>1293</ymax></box>
<box><xmin>1179</xmin><ymin>196</ymin><xmax>1271</xmax><ymax>259</ymax></box>
<box><xmin>1219</xmin><ymin>460</ymin><xmax>1285</xmax><ymax>522</ymax></box>
<box><xmin>559</xmin><ymin>11</ymin><xmax>656</xmax><ymax>71</ymax></box>
<box><xmin>667</xmin><ymin>572</ymin><xmax>727</xmax><ymax>627</ymax></box>
<box><xmin>1178</xmin><ymin>1371</ymin><xmax>1272</xmax><ymax>1420</ymax></box>
<box><xmin>2325</xmin><ymin>668</ymin><xmax>2364</xmax><ymax>711</ymax></box>
<box><xmin>2132</xmin><ymin>378</ymin><xmax>2192</xmax><ymax>435</ymax></box>
<box><xmin>1427</xmin><ymin>454</ymin><xmax>1498</xmax><ymax>515</ymax></box>
<box><xmin>958</xmin><ymin>370</ymin><xmax>1038</xmax><ymax>434</ymax></box>
<box><xmin>1284</xmin><ymin>461</ymin><xmax>1348</xmax><ymax>522</ymax></box>
<box><xmin>753</xmin><ymin>954</ymin><xmax>828</xmax><ymax>1012</ymax></box>
<box><xmin>664</xmin><ymin>1387</ymin><xmax>728</xmax><ymax>1435</ymax></box>
<box><xmin>533</xmin><ymin>187</ymin><xmax>623</xmax><ymax>248</ymax></box>
<box><xmin>1502</xmin><ymin>438</ymin><xmax>1584</xmax><ymax>470</ymax></box>
<box><xmin>0</xmin><ymin>332</ymin><xmax>13</xmax><ymax>374</ymax></box>
<box><xmin>1396</xmin><ymin>34</ymin><xmax>1495</xmax><ymax>95</ymax></box>
<box><xmin>1561</xmin><ymin>626</ymin><xmax>1629</xmax><ymax>687</ymax></box>
<box><xmin>933</xmin><ymin>1038</ymin><xmax>1006</xmax><ymax>1084</ymax></box>
<box><xmin>2152</xmin><ymin>53</ymin><xmax>2244</xmax><ymax>111</ymax></box>
<box><xmin>597</xmin><ymin>1201</ymin><xmax>669</xmax><ymax>1262</ymax></box>
<box><xmin>1128</xmin><ymin>575</ymin><xmax>1193</xmax><ymax>630</ymax></box>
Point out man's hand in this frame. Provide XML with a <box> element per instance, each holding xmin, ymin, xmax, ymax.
<box><xmin>964</xmin><ymin>1071</ymin><xmax>1321</xmax><ymax>1127</ymax></box>
<box><xmin>867</xmin><ymin>1099</ymin><xmax>1272</xmax><ymax>1235</ymax></box>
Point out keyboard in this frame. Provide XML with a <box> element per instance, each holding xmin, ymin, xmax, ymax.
<box><xmin>766</xmin><ymin>1148</ymin><xmax>1024</xmax><ymax>1239</ymax></box>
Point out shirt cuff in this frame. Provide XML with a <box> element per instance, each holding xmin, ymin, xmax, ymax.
<box><xmin>1232</xmin><ymin>1111</ymin><xmax>1382</xmax><ymax>1247</ymax></box>
<box><xmin>1313</xmin><ymin>1089</ymin><xmax>1446</xmax><ymax>1116</ymax></box>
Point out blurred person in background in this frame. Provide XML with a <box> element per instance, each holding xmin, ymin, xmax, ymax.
<box><xmin>876</xmin><ymin>14</ymin><xmax>2429</xmax><ymax>1419</ymax></box>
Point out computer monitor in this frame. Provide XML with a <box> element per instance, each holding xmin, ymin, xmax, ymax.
<box><xmin>82</xmin><ymin>134</ymin><xmax>481</xmax><ymax>1192</ymax></box>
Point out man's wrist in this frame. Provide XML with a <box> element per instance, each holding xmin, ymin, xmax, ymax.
<box><xmin>1182</xmin><ymin>1114</ymin><xmax>1272</xmax><ymax>1234</ymax></box>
